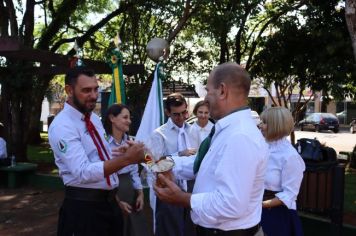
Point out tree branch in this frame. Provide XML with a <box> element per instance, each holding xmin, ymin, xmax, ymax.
<box><xmin>37</xmin><ymin>0</ymin><xmax>85</xmax><ymax>50</ymax></box>
<box><xmin>167</xmin><ymin>0</ymin><xmax>197</xmax><ymax>43</ymax></box>
<box><xmin>4</xmin><ymin>0</ymin><xmax>18</xmax><ymax>36</ymax></box>
<box><xmin>55</xmin><ymin>0</ymin><xmax>142</xmax><ymax>55</ymax></box>
<box><xmin>48</xmin><ymin>0</ymin><xmax>55</xmax><ymax>17</ymax></box>
<box><xmin>263</xmin><ymin>85</ymin><xmax>277</xmax><ymax>106</ymax></box>
<box><xmin>345</xmin><ymin>0</ymin><xmax>356</xmax><ymax>61</ymax></box>
<box><xmin>245</xmin><ymin>2</ymin><xmax>306</xmax><ymax>70</ymax></box>
<box><xmin>21</xmin><ymin>0</ymin><xmax>35</xmax><ymax>47</ymax></box>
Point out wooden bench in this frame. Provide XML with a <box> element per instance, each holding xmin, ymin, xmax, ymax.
<box><xmin>0</xmin><ymin>162</ymin><xmax>38</xmax><ymax>188</ymax></box>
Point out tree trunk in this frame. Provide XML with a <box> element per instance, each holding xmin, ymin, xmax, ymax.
<box><xmin>27</xmin><ymin>74</ymin><xmax>52</xmax><ymax>145</ymax></box>
<box><xmin>4</xmin><ymin>84</ymin><xmax>29</xmax><ymax>162</ymax></box>
<box><xmin>346</xmin><ymin>0</ymin><xmax>356</xmax><ymax>61</ymax></box>
<box><xmin>0</xmin><ymin>61</ymin><xmax>37</xmax><ymax>162</ymax></box>
<box><xmin>27</xmin><ymin>94</ymin><xmax>44</xmax><ymax>145</ymax></box>
<box><xmin>219</xmin><ymin>32</ymin><xmax>228</xmax><ymax>64</ymax></box>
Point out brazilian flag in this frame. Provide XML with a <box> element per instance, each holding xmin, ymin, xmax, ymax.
<box><xmin>107</xmin><ymin>49</ymin><xmax>126</xmax><ymax>105</ymax></box>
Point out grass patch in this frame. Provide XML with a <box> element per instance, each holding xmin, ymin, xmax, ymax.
<box><xmin>27</xmin><ymin>133</ymin><xmax>58</xmax><ymax>174</ymax></box>
<box><xmin>27</xmin><ymin>144</ymin><xmax>54</xmax><ymax>163</ymax></box>
<box><xmin>345</xmin><ymin>171</ymin><xmax>356</xmax><ymax>213</ymax></box>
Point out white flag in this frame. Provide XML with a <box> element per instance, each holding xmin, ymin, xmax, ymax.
<box><xmin>135</xmin><ymin>63</ymin><xmax>164</xmax><ymax>142</ymax></box>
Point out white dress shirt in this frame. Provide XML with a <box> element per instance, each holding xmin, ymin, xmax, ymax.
<box><xmin>146</xmin><ymin>118</ymin><xmax>198</xmax><ymax>159</ymax></box>
<box><xmin>108</xmin><ymin>134</ymin><xmax>142</xmax><ymax>190</ymax></box>
<box><xmin>146</xmin><ymin>118</ymin><xmax>197</xmax><ymax>211</ymax></box>
<box><xmin>172</xmin><ymin>109</ymin><xmax>269</xmax><ymax>230</ymax></box>
<box><xmin>190</xmin><ymin>120</ymin><xmax>214</xmax><ymax>146</ymax></box>
<box><xmin>264</xmin><ymin>138</ymin><xmax>305</xmax><ymax>210</ymax></box>
<box><xmin>48</xmin><ymin>103</ymin><xmax>119</xmax><ymax>190</ymax></box>
<box><xmin>0</xmin><ymin>137</ymin><xmax>7</xmax><ymax>159</ymax></box>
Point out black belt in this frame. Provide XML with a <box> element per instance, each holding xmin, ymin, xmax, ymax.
<box><xmin>263</xmin><ymin>189</ymin><xmax>279</xmax><ymax>201</ymax></box>
<box><xmin>64</xmin><ymin>186</ymin><xmax>117</xmax><ymax>202</ymax></box>
<box><xmin>196</xmin><ymin>224</ymin><xmax>260</xmax><ymax>236</ymax></box>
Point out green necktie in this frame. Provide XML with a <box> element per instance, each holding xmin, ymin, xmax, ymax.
<box><xmin>193</xmin><ymin>126</ymin><xmax>215</xmax><ymax>174</ymax></box>
<box><xmin>192</xmin><ymin>105</ymin><xmax>250</xmax><ymax>174</ymax></box>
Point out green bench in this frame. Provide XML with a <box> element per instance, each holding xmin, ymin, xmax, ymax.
<box><xmin>0</xmin><ymin>162</ymin><xmax>38</xmax><ymax>188</ymax></box>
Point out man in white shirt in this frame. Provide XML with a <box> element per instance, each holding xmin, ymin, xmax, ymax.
<box><xmin>154</xmin><ymin>63</ymin><xmax>268</xmax><ymax>236</ymax></box>
<box><xmin>48</xmin><ymin>67</ymin><xmax>145</xmax><ymax>236</ymax></box>
<box><xmin>146</xmin><ymin>92</ymin><xmax>197</xmax><ymax>236</ymax></box>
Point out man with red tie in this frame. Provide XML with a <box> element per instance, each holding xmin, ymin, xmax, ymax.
<box><xmin>48</xmin><ymin>67</ymin><xmax>145</xmax><ymax>236</ymax></box>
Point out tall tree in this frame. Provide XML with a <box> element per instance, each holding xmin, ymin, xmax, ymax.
<box><xmin>252</xmin><ymin>0</ymin><xmax>356</xmax><ymax>142</ymax></box>
<box><xmin>346</xmin><ymin>0</ymin><xmax>356</xmax><ymax>61</ymax></box>
<box><xmin>0</xmin><ymin>0</ymin><xmax>197</xmax><ymax>161</ymax></box>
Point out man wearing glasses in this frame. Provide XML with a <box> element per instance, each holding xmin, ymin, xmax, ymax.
<box><xmin>146</xmin><ymin>92</ymin><xmax>198</xmax><ymax>236</ymax></box>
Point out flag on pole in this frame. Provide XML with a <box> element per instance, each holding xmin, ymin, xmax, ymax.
<box><xmin>107</xmin><ymin>49</ymin><xmax>126</xmax><ymax>105</ymax></box>
<box><xmin>135</xmin><ymin>62</ymin><xmax>165</xmax><ymax>142</ymax></box>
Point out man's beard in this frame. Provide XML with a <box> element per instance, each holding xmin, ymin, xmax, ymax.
<box><xmin>73</xmin><ymin>93</ymin><xmax>96</xmax><ymax>114</ymax></box>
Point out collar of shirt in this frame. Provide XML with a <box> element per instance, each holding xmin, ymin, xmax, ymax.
<box><xmin>194</xmin><ymin>120</ymin><xmax>213</xmax><ymax>131</ymax></box>
<box><xmin>108</xmin><ymin>134</ymin><xmax>128</xmax><ymax>147</ymax></box>
<box><xmin>214</xmin><ymin>108</ymin><xmax>252</xmax><ymax>140</ymax></box>
<box><xmin>167</xmin><ymin>117</ymin><xmax>189</xmax><ymax>131</ymax></box>
<box><xmin>268</xmin><ymin>137</ymin><xmax>290</xmax><ymax>150</ymax></box>
<box><xmin>63</xmin><ymin>102</ymin><xmax>87</xmax><ymax>121</ymax></box>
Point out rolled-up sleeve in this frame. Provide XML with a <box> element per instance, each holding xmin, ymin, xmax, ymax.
<box><xmin>171</xmin><ymin>155</ymin><xmax>196</xmax><ymax>180</ymax></box>
<box><xmin>276</xmin><ymin>154</ymin><xmax>305</xmax><ymax>209</ymax></box>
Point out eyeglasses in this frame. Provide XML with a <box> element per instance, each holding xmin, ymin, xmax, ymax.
<box><xmin>171</xmin><ymin>110</ymin><xmax>188</xmax><ymax>118</ymax></box>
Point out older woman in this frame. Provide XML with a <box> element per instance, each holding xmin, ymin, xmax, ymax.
<box><xmin>103</xmin><ymin>104</ymin><xmax>148</xmax><ymax>236</ymax></box>
<box><xmin>259</xmin><ymin>107</ymin><xmax>305</xmax><ymax>236</ymax></box>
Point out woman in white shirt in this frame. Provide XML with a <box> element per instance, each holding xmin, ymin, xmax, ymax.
<box><xmin>103</xmin><ymin>104</ymin><xmax>148</xmax><ymax>236</ymax></box>
<box><xmin>259</xmin><ymin>107</ymin><xmax>305</xmax><ymax>236</ymax></box>
<box><xmin>190</xmin><ymin>101</ymin><xmax>214</xmax><ymax>146</ymax></box>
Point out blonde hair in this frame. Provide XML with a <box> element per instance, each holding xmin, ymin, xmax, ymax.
<box><xmin>260</xmin><ymin>107</ymin><xmax>294</xmax><ymax>142</ymax></box>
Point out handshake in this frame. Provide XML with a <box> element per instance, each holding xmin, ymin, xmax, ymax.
<box><xmin>111</xmin><ymin>140</ymin><xmax>148</xmax><ymax>165</ymax></box>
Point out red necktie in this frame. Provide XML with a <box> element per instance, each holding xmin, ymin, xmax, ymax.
<box><xmin>84</xmin><ymin>113</ymin><xmax>111</xmax><ymax>186</ymax></box>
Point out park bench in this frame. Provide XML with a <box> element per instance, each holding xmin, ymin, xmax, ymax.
<box><xmin>0</xmin><ymin>162</ymin><xmax>38</xmax><ymax>188</ymax></box>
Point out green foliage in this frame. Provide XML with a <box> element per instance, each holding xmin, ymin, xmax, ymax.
<box><xmin>345</xmin><ymin>172</ymin><xmax>356</xmax><ymax>213</ymax></box>
<box><xmin>27</xmin><ymin>144</ymin><xmax>54</xmax><ymax>163</ymax></box>
<box><xmin>27</xmin><ymin>133</ymin><xmax>54</xmax><ymax>164</ymax></box>
<box><xmin>251</xmin><ymin>0</ymin><xmax>356</xmax><ymax>105</ymax></box>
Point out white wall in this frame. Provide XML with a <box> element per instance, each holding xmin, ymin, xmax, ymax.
<box><xmin>40</xmin><ymin>98</ymin><xmax>50</xmax><ymax>124</ymax></box>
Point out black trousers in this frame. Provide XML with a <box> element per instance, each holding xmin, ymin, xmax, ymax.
<box><xmin>155</xmin><ymin>197</ymin><xmax>185</xmax><ymax>236</ymax></box>
<box><xmin>57</xmin><ymin>193</ymin><xmax>123</xmax><ymax>236</ymax></box>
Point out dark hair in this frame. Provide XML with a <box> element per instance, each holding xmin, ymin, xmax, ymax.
<box><xmin>103</xmin><ymin>103</ymin><xmax>130</xmax><ymax>135</ymax></box>
<box><xmin>65</xmin><ymin>67</ymin><xmax>95</xmax><ymax>86</ymax></box>
<box><xmin>165</xmin><ymin>93</ymin><xmax>187</xmax><ymax>112</ymax></box>
<box><xmin>193</xmin><ymin>100</ymin><xmax>209</xmax><ymax>116</ymax></box>
<box><xmin>211</xmin><ymin>62</ymin><xmax>251</xmax><ymax>97</ymax></box>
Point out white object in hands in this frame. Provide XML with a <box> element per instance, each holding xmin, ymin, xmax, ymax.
<box><xmin>151</xmin><ymin>156</ymin><xmax>175</xmax><ymax>173</ymax></box>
